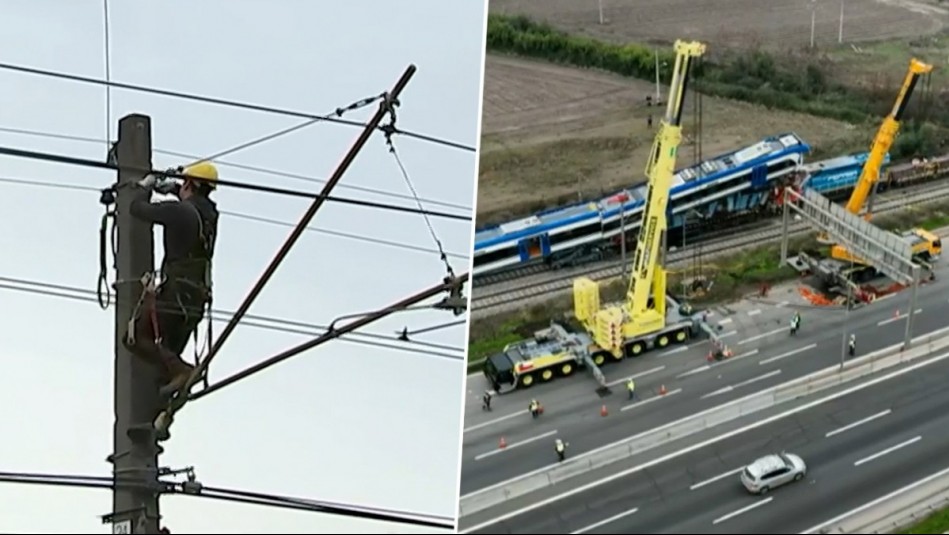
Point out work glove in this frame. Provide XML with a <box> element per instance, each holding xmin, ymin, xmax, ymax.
<box><xmin>155</xmin><ymin>177</ymin><xmax>181</xmax><ymax>196</ymax></box>
<box><xmin>137</xmin><ymin>172</ymin><xmax>160</xmax><ymax>190</ymax></box>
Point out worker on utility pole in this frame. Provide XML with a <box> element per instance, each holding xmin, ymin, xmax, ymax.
<box><xmin>125</xmin><ymin>161</ymin><xmax>220</xmax><ymax>395</ymax></box>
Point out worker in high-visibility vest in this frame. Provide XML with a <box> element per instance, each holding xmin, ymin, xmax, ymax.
<box><xmin>529</xmin><ymin>399</ymin><xmax>541</xmax><ymax>418</ymax></box>
<box><xmin>626</xmin><ymin>378</ymin><xmax>636</xmax><ymax>401</ymax></box>
<box><xmin>849</xmin><ymin>334</ymin><xmax>856</xmax><ymax>357</ymax></box>
<box><xmin>555</xmin><ymin>438</ymin><xmax>567</xmax><ymax>462</ymax></box>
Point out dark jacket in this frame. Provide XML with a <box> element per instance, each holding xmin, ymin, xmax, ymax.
<box><xmin>131</xmin><ymin>194</ymin><xmax>219</xmax><ymax>290</ymax></box>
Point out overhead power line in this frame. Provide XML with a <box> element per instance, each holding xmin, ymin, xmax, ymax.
<box><xmin>0</xmin><ymin>61</ymin><xmax>476</xmax><ymax>153</ymax></box>
<box><xmin>101</xmin><ymin>0</ymin><xmax>112</xmax><ymax>154</ymax></box>
<box><xmin>0</xmin><ymin>144</ymin><xmax>471</xmax><ymax>222</ymax></box>
<box><xmin>190</xmin><ymin>271</ymin><xmax>469</xmax><ymax>402</ymax></box>
<box><xmin>0</xmin><ymin>176</ymin><xmax>468</xmax><ymax>260</ymax></box>
<box><xmin>0</xmin><ymin>275</ymin><xmax>465</xmax><ymax>360</ymax></box>
<box><xmin>0</xmin><ymin>470</ymin><xmax>453</xmax><ymax>530</ymax></box>
<box><xmin>0</xmin><ymin>125</ymin><xmax>472</xmax><ymax>212</ymax></box>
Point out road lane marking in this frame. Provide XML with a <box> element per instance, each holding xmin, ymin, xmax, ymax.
<box><xmin>878</xmin><ymin>308</ymin><xmax>924</xmax><ymax>327</ymax></box>
<box><xmin>720</xmin><ymin>330</ymin><xmax>738</xmax><ymax>338</ymax></box>
<box><xmin>459</xmin><ymin>350</ymin><xmax>949</xmax><ymax>533</ymax></box>
<box><xmin>679</xmin><ymin>365</ymin><xmax>710</xmax><ymax>378</ymax></box>
<box><xmin>621</xmin><ymin>389</ymin><xmax>682</xmax><ymax>411</ymax></box>
<box><xmin>825</xmin><ymin>409</ymin><xmax>892</xmax><ymax>438</ymax></box>
<box><xmin>801</xmin><ymin>464</ymin><xmax>949</xmax><ymax>533</ymax></box>
<box><xmin>659</xmin><ymin>345</ymin><xmax>689</xmax><ymax>356</ymax></box>
<box><xmin>677</xmin><ymin>350</ymin><xmax>760</xmax><ymax>378</ymax></box>
<box><xmin>777</xmin><ymin>301</ymin><xmax>789</xmax><ymax>307</ymax></box>
<box><xmin>712</xmin><ymin>497</ymin><xmax>773</xmax><ymax>525</ymax></box>
<box><xmin>474</xmin><ymin>430</ymin><xmax>558</xmax><ymax>461</ymax></box>
<box><xmin>571</xmin><ymin>507</ymin><xmax>639</xmax><ymax>534</ymax></box>
<box><xmin>759</xmin><ymin>344</ymin><xmax>817</xmax><ymax>366</ymax></box>
<box><xmin>464</xmin><ymin>410</ymin><xmax>524</xmax><ymax>433</ymax></box>
<box><xmin>690</xmin><ymin>467</ymin><xmax>743</xmax><ymax>491</ymax></box>
<box><xmin>853</xmin><ymin>436</ymin><xmax>921</xmax><ymax>467</ymax></box>
<box><xmin>606</xmin><ymin>366</ymin><xmax>666</xmax><ymax>387</ymax></box>
<box><xmin>719</xmin><ymin>318</ymin><xmax>733</xmax><ymax>325</ymax></box>
<box><xmin>701</xmin><ymin>370</ymin><xmax>781</xmax><ymax>400</ymax></box>
<box><xmin>748</xmin><ymin>309</ymin><xmax>762</xmax><ymax>316</ymax></box>
<box><xmin>738</xmin><ymin>327</ymin><xmax>787</xmax><ymax>345</ymax></box>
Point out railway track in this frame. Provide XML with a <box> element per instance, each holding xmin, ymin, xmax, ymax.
<box><xmin>471</xmin><ymin>180</ymin><xmax>949</xmax><ymax>318</ymax></box>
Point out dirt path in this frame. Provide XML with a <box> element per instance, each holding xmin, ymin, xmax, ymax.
<box><xmin>477</xmin><ymin>54</ymin><xmax>870</xmax><ymax>226</ymax></box>
<box><xmin>488</xmin><ymin>0</ymin><xmax>947</xmax><ymax>51</ymax></box>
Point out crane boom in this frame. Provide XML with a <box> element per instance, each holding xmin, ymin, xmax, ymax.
<box><xmin>573</xmin><ymin>39</ymin><xmax>706</xmax><ymax>360</ymax></box>
<box><xmin>828</xmin><ymin>58</ymin><xmax>934</xmax><ymax>264</ymax></box>
<box><xmin>844</xmin><ymin>58</ymin><xmax>932</xmax><ymax>218</ymax></box>
<box><xmin>625</xmin><ymin>40</ymin><xmax>706</xmax><ymax>335</ymax></box>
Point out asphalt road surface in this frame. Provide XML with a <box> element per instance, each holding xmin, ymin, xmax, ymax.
<box><xmin>468</xmin><ymin>348</ymin><xmax>949</xmax><ymax>534</ymax></box>
<box><xmin>461</xmin><ymin>269</ymin><xmax>949</xmax><ymax>494</ymax></box>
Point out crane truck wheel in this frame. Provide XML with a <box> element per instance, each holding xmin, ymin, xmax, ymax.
<box><xmin>560</xmin><ymin>363</ymin><xmax>575</xmax><ymax>376</ymax></box>
<box><xmin>675</xmin><ymin>330</ymin><xmax>688</xmax><ymax>342</ymax></box>
<box><xmin>657</xmin><ymin>335</ymin><xmax>670</xmax><ymax>348</ymax></box>
<box><xmin>518</xmin><ymin>373</ymin><xmax>535</xmax><ymax>388</ymax></box>
<box><xmin>593</xmin><ymin>352</ymin><xmax>608</xmax><ymax>366</ymax></box>
<box><xmin>541</xmin><ymin>369</ymin><xmax>555</xmax><ymax>382</ymax></box>
<box><xmin>624</xmin><ymin>342</ymin><xmax>645</xmax><ymax>357</ymax></box>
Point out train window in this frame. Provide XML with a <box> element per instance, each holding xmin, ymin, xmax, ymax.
<box><xmin>474</xmin><ymin>245</ymin><xmax>519</xmax><ymax>267</ymax></box>
<box><xmin>549</xmin><ymin>221</ymin><xmax>603</xmax><ymax>248</ymax></box>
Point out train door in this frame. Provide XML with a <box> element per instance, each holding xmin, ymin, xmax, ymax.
<box><xmin>518</xmin><ymin>234</ymin><xmax>551</xmax><ymax>261</ymax></box>
<box><xmin>751</xmin><ymin>164</ymin><xmax>768</xmax><ymax>189</ymax></box>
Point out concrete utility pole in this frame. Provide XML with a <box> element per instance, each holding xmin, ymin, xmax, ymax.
<box><xmin>107</xmin><ymin>114</ymin><xmax>162</xmax><ymax>534</ymax></box>
<box><xmin>838</xmin><ymin>0</ymin><xmax>845</xmax><ymax>44</ymax></box>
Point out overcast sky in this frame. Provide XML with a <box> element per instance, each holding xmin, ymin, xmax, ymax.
<box><xmin>0</xmin><ymin>1</ymin><xmax>485</xmax><ymax>533</ymax></box>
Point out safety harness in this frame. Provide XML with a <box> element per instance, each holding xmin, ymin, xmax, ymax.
<box><xmin>127</xmin><ymin>197</ymin><xmax>216</xmax><ymax>389</ymax></box>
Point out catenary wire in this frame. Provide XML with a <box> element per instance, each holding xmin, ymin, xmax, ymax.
<box><xmin>0</xmin><ymin>144</ymin><xmax>471</xmax><ymax>222</ymax></box>
<box><xmin>0</xmin><ymin>282</ymin><xmax>463</xmax><ymax>361</ymax></box>
<box><xmin>385</xmin><ymin>133</ymin><xmax>456</xmax><ymax>277</ymax></box>
<box><xmin>101</xmin><ymin>0</ymin><xmax>112</xmax><ymax>154</ymax></box>
<box><xmin>0</xmin><ymin>276</ymin><xmax>465</xmax><ymax>359</ymax></box>
<box><xmin>0</xmin><ymin>125</ymin><xmax>471</xmax><ymax>211</ymax></box>
<box><xmin>190</xmin><ymin>271</ymin><xmax>469</xmax><ymax>401</ymax></box>
<box><xmin>188</xmin><ymin>94</ymin><xmax>384</xmax><ymax>166</ymax></box>
<box><xmin>0</xmin><ymin>471</ymin><xmax>453</xmax><ymax>529</ymax></box>
<box><xmin>401</xmin><ymin>319</ymin><xmax>468</xmax><ymax>337</ymax></box>
<box><xmin>0</xmin><ymin>176</ymin><xmax>468</xmax><ymax>260</ymax></box>
<box><xmin>221</xmin><ymin>210</ymin><xmax>469</xmax><ymax>260</ymax></box>
<box><xmin>0</xmin><ymin>61</ymin><xmax>475</xmax><ymax>153</ymax></box>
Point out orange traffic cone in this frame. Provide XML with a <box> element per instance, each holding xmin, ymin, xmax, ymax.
<box><xmin>600</xmin><ymin>404</ymin><xmax>608</xmax><ymax>417</ymax></box>
<box><xmin>499</xmin><ymin>436</ymin><xmax>507</xmax><ymax>449</ymax></box>
<box><xmin>659</xmin><ymin>384</ymin><xmax>668</xmax><ymax>396</ymax></box>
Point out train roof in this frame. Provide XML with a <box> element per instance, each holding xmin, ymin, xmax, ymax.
<box><xmin>802</xmin><ymin>151</ymin><xmax>883</xmax><ymax>174</ymax></box>
<box><xmin>475</xmin><ymin>132</ymin><xmax>810</xmax><ymax>247</ymax></box>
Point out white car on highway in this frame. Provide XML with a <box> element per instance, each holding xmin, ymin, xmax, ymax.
<box><xmin>740</xmin><ymin>452</ymin><xmax>807</xmax><ymax>495</ymax></box>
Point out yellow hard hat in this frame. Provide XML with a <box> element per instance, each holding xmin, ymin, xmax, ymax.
<box><xmin>182</xmin><ymin>161</ymin><xmax>218</xmax><ymax>189</ymax></box>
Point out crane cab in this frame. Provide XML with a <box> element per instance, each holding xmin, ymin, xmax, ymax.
<box><xmin>900</xmin><ymin>228</ymin><xmax>941</xmax><ymax>261</ymax></box>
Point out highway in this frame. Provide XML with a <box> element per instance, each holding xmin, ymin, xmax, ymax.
<box><xmin>466</xmin><ymin>346</ymin><xmax>949</xmax><ymax>534</ymax></box>
<box><xmin>461</xmin><ymin>264</ymin><xmax>949</xmax><ymax>494</ymax></box>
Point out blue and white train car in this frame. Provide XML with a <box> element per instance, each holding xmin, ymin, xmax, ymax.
<box><xmin>473</xmin><ymin>133</ymin><xmax>812</xmax><ymax>278</ymax></box>
<box><xmin>802</xmin><ymin>151</ymin><xmax>891</xmax><ymax>200</ymax></box>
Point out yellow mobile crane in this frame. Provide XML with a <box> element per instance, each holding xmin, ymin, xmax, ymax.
<box><xmin>480</xmin><ymin>40</ymin><xmax>707</xmax><ymax>391</ymax></box>
<box><xmin>573</xmin><ymin>39</ymin><xmax>707</xmax><ymax>360</ymax></box>
<box><xmin>801</xmin><ymin>58</ymin><xmax>940</xmax><ymax>287</ymax></box>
